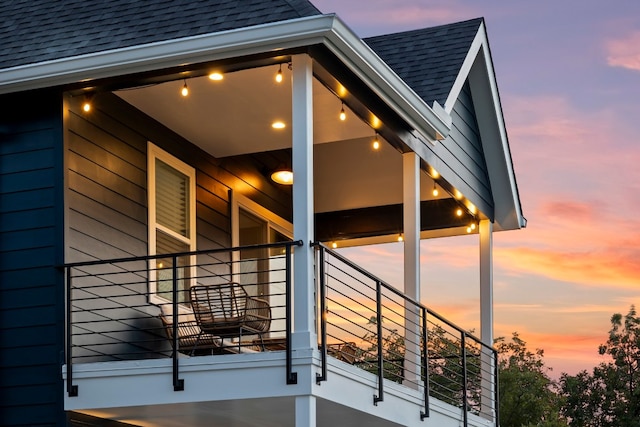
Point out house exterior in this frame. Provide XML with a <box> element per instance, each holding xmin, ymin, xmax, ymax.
<box><xmin>0</xmin><ymin>1</ymin><xmax>525</xmax><ymax>426</ymax></box>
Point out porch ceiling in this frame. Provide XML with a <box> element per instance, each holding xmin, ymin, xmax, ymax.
<box><xmin>114</xmin><ymin>65</ymin><xmax>448</xmax><ymax>216</ymax></box>
<box><xmin>115</xmin><ymin>64</ymin><xmax>373</xmax><ymax>158</ymax></box>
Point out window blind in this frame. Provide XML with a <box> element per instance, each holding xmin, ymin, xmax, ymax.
<box><xmin>155</xmin><ymin>159</ymin><xmax>189</xmax><ymax>237</ymax></box>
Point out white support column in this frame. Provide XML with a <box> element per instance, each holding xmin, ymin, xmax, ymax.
<box><xmin>403</xmin><ymin>152</ymin><xmax>421</xmax><ymax>387</ymax></box>
<box><xmin>291</xmin><ymin>54</ymin><xmax>316</xmax><ymax>350</ymax></box>
<box><xmin>479</xmin><ymin>219</ymin><xmax>495</xmax><ymax>421</ymax></box>
<box><xmin>295</xmin><ymin>395</ymin><xmax>316</xmax><ymax>427</ymax></box>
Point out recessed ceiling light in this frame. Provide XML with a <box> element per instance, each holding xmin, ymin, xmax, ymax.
<box><xmin>272</xmin><ymin>121</ymin><xmax>286</xmax><ymax>129</ymax></box>
<box><xmin>209</xmin><ymin>72</ymin><xmax>223</xmax><ymax>81</ymax></box>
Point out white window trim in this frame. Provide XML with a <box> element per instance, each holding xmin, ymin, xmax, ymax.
<box><xmin>231</xmin><ymin>192</ymin><xmax>293</xmax><ymax>277</ymax></box>
<box><xmin>231</xmin><ymin>192</ymin><xmax>293</xmax><ymax>247</ymax></box>
<box><xmin>147</xmin><ymin>141</ymin><xmax>197</xmax><ymax>308</ymax></box>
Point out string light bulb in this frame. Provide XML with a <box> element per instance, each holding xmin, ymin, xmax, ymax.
<box><xmin>275</xmin><ymin>64</ymin><xmax>283</xmax><ymax>83</ymax></box>
<box><xmin>181</xmin><ymin>80</ymin><xmax>189</xmax><ymax>97</ymax></box>
<box><xmin>397</xmin><ymin>234</ymin><xmax>404</xmax><ymax>242</ymax></box>
<box><xmin>470</xmin><ymin>223</ymin><xmax>476</xmax><ymax>230</ymax></box>
<box><xmin>372</xmin><ymin>133</ymin><xmax>381</xmax><ymax>150</ymax></box>
<box><xmin>432</xmin><ymin>182</ymin><xmax>439</xmax><ymax>197</ymax></box>
<box><xmin>81</xmin><ymin>94</ymin><xmax>93</xmax><ymax>113</ymax></box>
<box><xmin>331</xmin><ymin>242</ymin><xmax>338</xmax><ymax>249</ymax></box>
<box><xmin>456</xmin><ymin>208</ymin><xmax>463</xmax><ymax>217</ymax></box>
<box><xmin>339</xmin><ymin>102</ymin><xmax>346</xmax><ymax>121</ymax></box>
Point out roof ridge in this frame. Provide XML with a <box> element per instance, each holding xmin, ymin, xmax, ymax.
<box><xmin>365</xmin><ymin>17</ymin><xmax>483</xmax><ymax>41</ymax></box>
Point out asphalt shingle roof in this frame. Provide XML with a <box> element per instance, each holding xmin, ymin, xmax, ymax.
<box><xmin>0</xmin><ymin>0</ymin><xmax>321</xmax><ymax>69</ymax></box>
<box><xmin>365</xmin><ymin>18</ymin><xmax>483</xmax><ymax>107</ymax></box>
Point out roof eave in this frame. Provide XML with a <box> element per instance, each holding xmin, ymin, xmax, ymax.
<box><xmin>0</xmin><ymin>14</ymin><xmax>450</xmax><ymax>145</ymax></box>
<box><xmin>323</xmin><ymin>18</ymin><xmax>452</xmax><ymax>143</ymax></box>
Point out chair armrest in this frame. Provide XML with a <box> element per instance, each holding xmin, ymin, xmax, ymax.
<box><xmin>244</xmin><ymin>296</ymin><xmax>271</xmax><ymax>333</ymax></box>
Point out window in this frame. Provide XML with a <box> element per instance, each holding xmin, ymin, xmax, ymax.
<box><xmin>148</xmin><ymin>142</ymin><xmax>196</xmax><ymax>306</ymax></box>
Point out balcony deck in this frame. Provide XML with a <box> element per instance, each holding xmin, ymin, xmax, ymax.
<box><xmin>62</xmin><ymin>242</ymin><xmax>497</xmax><ymax>427</ymax></box>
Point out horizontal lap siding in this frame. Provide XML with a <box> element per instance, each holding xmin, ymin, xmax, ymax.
<box><xmin>436</xmin><ymin>81</ymin><xmax>493</xmax><ymax>217</ymax></box>
<box><xmin>67</xmin><ymin>93</ymin><xmax>233</xmax><ymax>258</ymax></box>
<box><xmin>64</xmin><ymin>93</ymin><xmax>236</xmax><ymax>365</ymax></box>
<box><xmin>0</xmin><ymin>90</ymin><xmax>66</xmax><ymax>426</ymax></box>
<box><xmin>66</xmin><ymin>101</ymin><xmax>147</xmax><ymax>263</ymax></box>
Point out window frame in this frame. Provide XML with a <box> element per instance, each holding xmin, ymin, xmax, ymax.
<box><xmin>147</xmin><ymin>141</ymin><xmax>197</xmax><ymax>307</ymax></box>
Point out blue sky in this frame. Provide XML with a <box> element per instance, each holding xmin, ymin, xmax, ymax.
<box><xmin>312</xmin><ymin>0</ymin><xmax>640</xmax><ymax>376</ymax></box>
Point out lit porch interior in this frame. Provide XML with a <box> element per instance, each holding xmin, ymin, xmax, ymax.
<box><xmin>63</xmin><ymin>54</ymin><xmax>495</xmax><ymax>427</ymax></box>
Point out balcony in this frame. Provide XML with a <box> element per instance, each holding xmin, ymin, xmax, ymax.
<box><xmin>63</xmin><ymin>242</ymin><xmax>497</xmax><ymax>427</ymax></box>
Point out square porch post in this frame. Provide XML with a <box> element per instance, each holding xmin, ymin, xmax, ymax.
<box><xmin>291</xmin><ymin>54</ymin><xmax>316</xmax><ymax>350</ymax></box>
<box><xmin>480</xmin><ymin>219</ymin><xmax>496</xmax><ymax>421</ymax></box>
<box><xmin>403</xmin><ymin>152</ymin><xmax>421</xmax><ymax>387</ymax></box>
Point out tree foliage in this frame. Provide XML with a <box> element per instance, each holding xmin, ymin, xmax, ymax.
<box><xmin>560</xmin><ymin>305</ymin><xmax>640</xmax><ymax>426</ymax></box>
<box><xmin>496</xmin><ymin>332</ymin><xmax>567</xmax><ymax>427</ymax></box>
<box><xmin>354</xmin><ymin>306</ymin><xmax>640</xmax><ymax>427</ymax></box>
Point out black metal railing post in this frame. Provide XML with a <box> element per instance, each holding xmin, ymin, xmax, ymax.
<box><xmin>172</xmin><ymin>255</ymin><xmax>184</xmax><ymax>391</ymax></box>
<box><xmin>495</xmin><ymin>349</ymin><xmax>500</xmax><ymax>427</ymax></box>
<box><xmin>316</xmin><ymin>244</ymin><xmax>327</xmax><ymax>384</ymax></box>
<box><xmin>461</xmin><ymin>332</ymin><xmax>468</xmax><ymax>427</ymax></box>
<box><xmin>285</xmin><ymin>242</ymin><xmax>298</xmax><ymax>384</ymax></box>
<box><xmin>420</xmin><ymin>307</ymin><xmax>429</xmax><ymax>420</ymax></box>
<box><xmin>373</xmin><ymin>280</ymin><xmax>384</xmax><ymax>405</ymax></box>
<box><xmin>66</xmin><ymin>266</ymin><xmax>78</xmax><ymax>397</ymax></box>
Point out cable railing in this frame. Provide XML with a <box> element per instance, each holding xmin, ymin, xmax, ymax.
<box><xmin>63</xmin><ymin>240</ymin><xmax>498</xmax><ymax>425</ymax></box>
<box><xmin>314</xmin><ymin>243</ymin><xmax>498</xmax><ymax>425</ymax></box>
<box><xmin>63</xmin><ymin>241</ymin><xmax>302</xmax><ymax>396</ymax></box>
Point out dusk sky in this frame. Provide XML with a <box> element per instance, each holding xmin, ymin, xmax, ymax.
<box><xmin>312</xmin><ymin>0</ymin><xmax>640</xmax><ymax>377</ymax></box>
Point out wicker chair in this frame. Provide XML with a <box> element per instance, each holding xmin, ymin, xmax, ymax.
<box><xmin>160</xmin><ymin>307</ymin><xmax>221</xmax><ymax>356</ymax></box>
<box><xmin>190</xmin><ymin>283</ymin><xmax>271</xmax><ymax>350</ymax></box>
<box><xmin>327</xmin><ymin>342</ymin><xmax>358</xmax><ymax>364</ymax></box>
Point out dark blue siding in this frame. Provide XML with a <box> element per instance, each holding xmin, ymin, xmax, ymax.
<box><xmin>0</xmin><ymin>90</ymin><xmax>66</xmax><ymax>426</ymax></box>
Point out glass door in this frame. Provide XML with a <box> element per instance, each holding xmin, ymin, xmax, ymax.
<box><xmin>234</xmin><ymin>194</ymin><xmax>292</xmax><ymax>338</ymax></box>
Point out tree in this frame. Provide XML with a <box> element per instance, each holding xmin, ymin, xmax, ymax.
<box><xmin>560</xmin><ymin>305</ymin><xmax>640</xmax><ymax>426</ymax></box>
<box><xmin>496</xmin><ymin>332</ymin><xmax>567</xmax><ymax>427</ymax></box>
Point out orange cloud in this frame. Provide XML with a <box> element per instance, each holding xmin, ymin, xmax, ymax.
<box><xmin>492</xmin><ymin>329</ymin><xmax>607</xmax><ymax>377</ymax></box>
<box><xmin>496</xmin><ymin>245</ymin><xmax>640</xmax><ymax>289</ymax></box>
<box><xmin>606</xmin><ymin>31</ymin><xmax>640</xmax><ymax>71</ymax></box>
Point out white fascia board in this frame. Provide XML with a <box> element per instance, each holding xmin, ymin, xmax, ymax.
<box><xmin>478</xmin><ymin>30</ymin><xmax>526</xmax><ymax>229</ymax></box>
<box><xmin>443</xmin><ymin>22</ymin><xmax>526</xmax><ymax>230</ymax></box>
<box><xmin>0</xmin><ymin>15</ymin><xmax>337</xmax><ymax>94</ymax></box>
<box><xmin>0</xmin><ymin>14</ymin><xmax>450</xmax><ymax>145</ymax></box>
<box><xmin>443</xmin><ymin>28</ymin><xmax>484</xmax><ymax>114</ymax></box>
<box><xmin>324</xmin><ymin>17</ymin><xmax>452</xmax><ymax>142</ymax></box>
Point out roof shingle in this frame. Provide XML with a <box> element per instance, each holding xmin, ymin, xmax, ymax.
<box><xmin>365</xmin><ymin>18</ymin><xmax>483</xmax><ymax>106</ymax></box>
<box><xmin>0</xmin><ymin>0</ymin><xmax>321</xmax><ymax>69</ymax></box>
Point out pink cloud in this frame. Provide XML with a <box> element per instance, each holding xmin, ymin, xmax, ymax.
<box><xmin>496</xmin><ymin>93</ymin><xmax>640</xmax><ymax>290</ymax></box>
<box><xmin>606</xmin><ymin>31</ymin><xmax>640</xmax><ymax>71</ymax></box>
<box><xmin>538</xmin><ymin>200</ymin><xmax>595</xmax><ymax>223</ymax></box>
